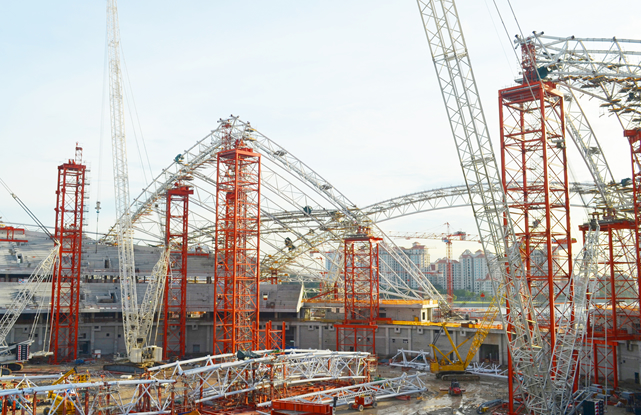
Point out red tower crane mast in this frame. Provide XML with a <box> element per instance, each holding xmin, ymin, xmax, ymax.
<box><xmin>50</xmin><ymin>144</ymin><xmax>87</xmax><ymax>363</ymax></box>
<box><xmin>213</xmin><ymin>118</ymin><xmax>261</xmax><ymax>354</ymax></box>
<box><xmin>161</xmin><ymin>183</ymin><xmax>193</xmax><ymax>359</ymax></box>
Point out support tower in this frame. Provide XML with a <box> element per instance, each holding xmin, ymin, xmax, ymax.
<box><xmin>50</xmin><ymin>144</ymin><xmax>87</xmax><ymax>363</ymax></box>
<box><xmin>500</xmin><ymin>44</ymin><xmax>573</xmax><ymax>409</ymax></box>
<box><xmin>162</xmin><ymin>183</ymin><xmax>193</xmax><ymax>359</ymax></box>
<box><xmin>213</xmin><ymin>120</ymin><xmax>261</xmax><ymax>354</ymax></box>
<box><xmin>336</xmin><ymin>228</ymin><xmax>381</xmax><ymax>355</ymax></box>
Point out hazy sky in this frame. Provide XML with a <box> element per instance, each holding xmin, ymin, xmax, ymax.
<box><xmin>0</xmin><ymin>1</ymin><xmax>639</xmax><ymax>259</ymax></box>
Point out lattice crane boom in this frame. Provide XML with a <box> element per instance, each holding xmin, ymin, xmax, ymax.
<box><xmin>416</xmin><ymin>1</ymin><xmax>555</xmax><ymax>413</ymax></box>
<box><xmin>107</xmin><ymin>0</ymin><xmax>142</xmax><ymax>359</ymax></box>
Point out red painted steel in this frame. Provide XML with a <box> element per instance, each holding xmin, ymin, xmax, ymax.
<box><xmin>500</xmin><ymin>69</ymin><xmax>572</xmax><ymax>411</ymax></box>
<box><xmin>627</xmin><ymin>130</ymin><xmax>641</xmax><ymax>339</ymax></box>
<box><xmin>336</xmin><ymin>229</ymin><xmax>381</xmax><ymax>355</ymax></box>
<box><xmin>50</xmin><ymin>144</ymin><xmax>86</xmax><ymax>363</ymax></box>
<box><xmin>162</xmin><ymin>183</ymin><xmax>193</xmax><ymax>359</ymax></box>
<box><xmin>0</xmin><ymin>226</ymin><xmax>27</xmax><ymax>243</ymax></box>
<box><xmin>213</xmin><ymin>121</ymin><xmax>261</xmax><ymax>354</ymax></box>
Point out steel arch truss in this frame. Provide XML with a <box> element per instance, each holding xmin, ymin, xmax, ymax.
<box><xmin>106</xmin><ymin>117</ymin><xmax>450</xmax><ymax>306</ymax></box>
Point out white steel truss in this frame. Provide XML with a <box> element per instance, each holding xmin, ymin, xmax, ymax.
<box><xmin>147</xmin><ymin>349</ymin><xmax>372</xmax><ymax>407</ymax></box>
<box><xmin>0</xmin><ymin>379</ymin><xmax>175</xmax><ymax>415</ymax></box>
<box><xmin>389</xmin><ymin>349</ymin><xmax>433</xmax><ymax>371</ymax></box>
<box><xmin>255</xmin><ymin>373</ymin><xmax>428</xmax><ymax>409</ymax></box>
<box><xmin>519</xmin><ymin>33</ymin><xmax>641</xmax><ymax>216</ymax></box>
<box><xmin>0</xmin><ymin>244</ymin><xmax>58</xmax><ymax>351</ymax></box>
<box><xmin>416</xmin><ymin>1</ymin><xmax>554</xmax><ymax>413</ymax></box>
<box><xmin>101</xmin><ymin>117</ymin><xmax>450</xmax><ymax>309</ymax></box>
<box><xmin>107</xmin><ymin>0</ymin><xmax>140</xmax><ymax>357</ymax></box>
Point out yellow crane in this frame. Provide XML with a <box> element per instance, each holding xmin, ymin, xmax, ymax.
<box><xmin>43</xmin><ymin>368</ymin><xmax>90</xmax><ymax>415</ymax></box>
<box><xmin>430</xmin><ymin>292</ymin><xmax>501</xmax><ymax>381</ymax></box>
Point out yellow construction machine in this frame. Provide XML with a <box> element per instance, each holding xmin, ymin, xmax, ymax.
<box><xmin>430</xmin><ymin>294</ymin><xmax>501</xmax><ymax>381</ymax></box>
<box><xmin>43</xmin><ymin>368</ymin><xmax>90</xmax><ymax>415</ymax></box>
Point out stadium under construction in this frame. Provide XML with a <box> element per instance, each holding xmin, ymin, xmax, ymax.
<box><xmin>1</xmin><ymin>1</ymin><xmax>641</xmax><ymax>415</ymax></box>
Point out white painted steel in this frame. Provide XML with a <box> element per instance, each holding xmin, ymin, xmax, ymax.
<box><xmin>107</xmin><ymin>0</ymin><xmax>140</xmax><ymax>357</ymax></box>
<box><xmin>520</xmin><ymin>33</ymin><xmax>641</xmax><ymax>217</ymax></box>
<box><xmin>255</xmin><ymin>372</ymin><xmax>428</xmax><ymax>408</ymax></box>
<box><xmin>0</xmin><ymin>244</ymin><xmax>58</xmax><ymax>351</ymax></box>
<box><xmin>416</xmin><ymin>1</ymin><xmax>555</xmax><ymax>413</ymax></box>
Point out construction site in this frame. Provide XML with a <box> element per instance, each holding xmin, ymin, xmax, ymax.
<box><xmin>0</xmin><ymin>1</ymin><xmax>640</xmax><ymax>414</ymax></box>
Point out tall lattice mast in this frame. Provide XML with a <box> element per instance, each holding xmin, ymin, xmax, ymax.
<box><xmin>213</xmin><ymin>118</ymin><xmax>261</xmax><ymax>354</ymax></box>
<box><xmin>107</xmin><ymin>0</ymin><xmax>139</xmax><ymax>357</ymax></box>
<box><xmin>50</xmin><ymin>144</ymin><xmax>87</xmax><ymax>363</ymax></box>
<box><xmin>416</xmin><ymin>1</ymin><xmax>556</xmax><ymax>413</ymax></box>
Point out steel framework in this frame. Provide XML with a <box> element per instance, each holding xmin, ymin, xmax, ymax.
<box><xmin>50</xmin><ymin>145</ymin><xmax>87</xmax><ymax>363</ymax></box>
<box><xmin>336</xmin><ymin>229</ymin><xmax>381</xmax><ymax>355</ymax></box>
<box><xmin>213</xmin><ymin>120</ymin><xmax>261</xmax><ymax>354</ymax></box>
<box><xmin>148</xmin><ymin>349</ymin><xmax>371</xmax><ymax>411</ymax></box>
<box><xmin>629</xmin><ymin>128</ymin><xmax>641</xmax><ymax>334</ymax></box>
<box><xmin>500</xmin><ymin>78</ymin><xmax>572</xmax><ymax>351</ymax></box>
<box><xmin>255</xmin><ymin>373</ymin><xmax>428</xmax><ymax>409</ymax></box>
<box><xmin>417</xmin><ymin>1</ymin><xmax>555</xmax><ymax>413</ymax></box>
<box><xmin>107</xmin><ymin>0</ymin><xmax>142</xmax><ymax>359</ymax></box>
<box><xmin>102</xmin><ymin>117</ymin><xmax>450</xmax><ymax>306</ymax></box>
<box><xmin>162</xmin><ymin>183</ymin><xmax>193</xmax><ymax>359</ymax></box>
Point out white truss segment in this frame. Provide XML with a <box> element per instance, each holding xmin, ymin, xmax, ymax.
<box><xmin>148</xmin><ymin>349</ymin><xmax>371</xmax><ymax>405</ymax></box>
<box><xmin>564</xmin><ymin>89</ymin><xmax>632</xmax><ymax>216</ymax></box>
<box><xmin>518</xmin><ymin>33</ymin><xmax>641</xmax><ymax>216</ymax></box>
<box><xmin>0</xmin><ymin>244</ymin><xmax>58</xmax><ymax>348</ymax></box>
<box><xmin>255</xmin><ymin>373</ymin><xmax>428</xmax><ymax>408</ymax></box>
<box><xmin>138</xmin><ymin>247</ymin><xmax>170</xmax><ymax>347</ymax></box>
<box><xmin>551</xmin><ymin>222</ymin><xmax>600</xmax><ymax>412</ymax></box>
<box><xmin>0</xmin><ymin>379</ymin><xmax>176</xmax><ymax>415</ymax></box>
<box><xmin>389</xmin><ymin>349</ymin><xmax>432</xmax><ymax>371</ymax></box>
<box><xmin>107</xmin><ymin>0</ymin><xmax>140</xmax><ymax>357</ymax></box>
<box><xmin>416</xmin><ymin>1</ymin><xmax>554</xmax><ymax>413</ymax></box>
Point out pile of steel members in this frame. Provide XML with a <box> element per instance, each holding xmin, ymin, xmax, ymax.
<box><xmin>0</xmin><ymin>349</ymin><xmax>427</xmax><ymax>415</ymax></box>
<box><xmin>147</xmin><ymin>349</ymin><xmax>371</xmax><ymax>405</ymax></box>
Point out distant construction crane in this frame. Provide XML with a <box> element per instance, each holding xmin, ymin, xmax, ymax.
<box><xmin>388</xmin><ymin>223</ymin><xmax>479</xmax><ymax>303</ymax></box>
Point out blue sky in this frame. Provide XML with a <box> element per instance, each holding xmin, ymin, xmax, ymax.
<box><xmin>0</xmin><ymin>0</ymin><xmax>639</xmax><ymax>259</ymax></box>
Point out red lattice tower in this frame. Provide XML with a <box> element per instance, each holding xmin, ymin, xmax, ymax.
<box><xmin>336</xmin><ymin>228</ymin><xmax>381</xmax><ymax>355</ymax></box>
<box><xmin>213</xmin><ymin>121</ymin><xmax>261</xmax><ymax>355</ymax></box>
<box><xmin>578</xmin><ymin>218</ymin><xmax>636</xmax><ymax>389</ymax></box>
<box><xmin>162</xmin><ymin>183</ymin><xmax>193</xmax><ymax>359</ymax></box>
<box><xmin>500</xmin><ymin>80</ymin><xmax>573</xmax><ymax>406</ymax></box>
<box><xmin>50</xmin><ymin>144</ymin><xmax>87</xmax><ymax>363</ymax></box>
<box><xmin>627</xmin><ymin>128</ymin><xmax>641</xmax><ymax>333</ymax></box>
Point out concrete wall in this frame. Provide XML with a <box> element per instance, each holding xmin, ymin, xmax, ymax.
<box><xmin>290</xmin><ymin>322</ymin><xmax>509</xmax><ymax>365</ymax></box>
